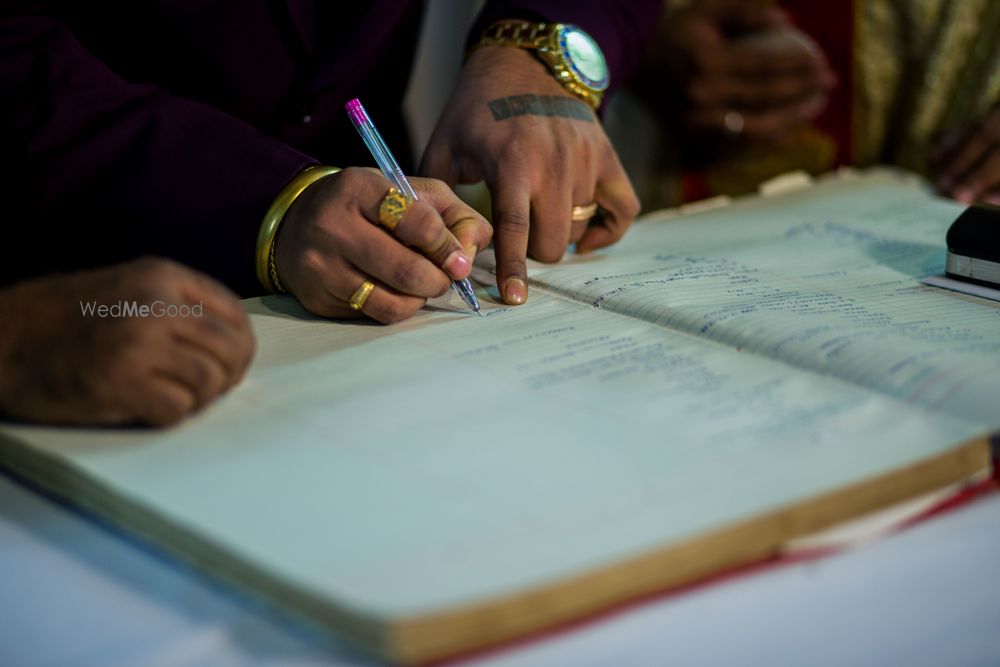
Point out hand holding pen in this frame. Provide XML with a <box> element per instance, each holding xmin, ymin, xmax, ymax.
<box><xmin>346</xmin><ymin>99</ymin><xmax>482</xmax><ymax>315</ymax></box>
<box><xmin>268</xmin><ymin>141</ymin><xmax>491</xmax><ymax>323</ymax></box>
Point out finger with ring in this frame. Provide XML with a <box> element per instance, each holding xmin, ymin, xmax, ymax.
<box><xmin>349</xmin><ymin>280</ymin><xmax>376</xmax><ymax>310</ymax></box>
<box><xmin>378</xmin><ymin>187</ymin><xmax>413</xmax><ymax>230</ymax></box>
<box><xmin>571</xmin><ymin>202</ymin><xmax>599</xmax><ymax>222</ymax></box>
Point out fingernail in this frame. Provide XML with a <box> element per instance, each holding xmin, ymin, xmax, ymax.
<box><xmin>444</xmin><ymin>251</ymin><xmax>472</xmax><ymax>278</ymax></box>
<box><xmin>503</xmin><ymin>277</ymin><xmax>527</xmax><ymax>305</ymax></box>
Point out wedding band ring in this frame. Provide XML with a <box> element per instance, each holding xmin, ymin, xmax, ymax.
<box><xmin>348</xmin><ymin>280</ymin><xmax>375</xmax><ymax>311</ymax></box>
<box><xmin>378</xmin><ymin>187</ymin><xmax>412</xmax><ymax>230</ymax></box>
<box><xmin>571</xmin><ymin>202</ymin><xmax>599</xmax><ymax>221</ymax></box>
<box><xmin>723</xmin><ymin>111</ymin><xmax>745</xmax><ymax>137</ymax></box>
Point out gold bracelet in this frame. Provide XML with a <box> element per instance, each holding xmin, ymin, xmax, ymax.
<box><xmin>255</xmin><ymin>166</ymin><xmax>341</xmax><ymax>293</ymax></box>
<box><xmin>472</xmin><ymin>21</ymin><xmax>608</xmax><ymax>109</ymax></box>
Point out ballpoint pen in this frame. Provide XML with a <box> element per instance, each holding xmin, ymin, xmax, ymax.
<box><xmin>345</xmin><ymin>98</ymin><xmax>481</xmax><ymax>316</ymax></box>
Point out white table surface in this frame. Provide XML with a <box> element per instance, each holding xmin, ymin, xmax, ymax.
<box><xmin>2</xmin><ymin>471</ymin><xmax>999</xmax><ymax>667</ymax></box>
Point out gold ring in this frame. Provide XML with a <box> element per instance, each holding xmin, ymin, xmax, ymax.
<box><xmin>348</xmin><ymin>280</ymin><xmax>375</xmax><ymax>311</ymax></box>
<box><xmin>571</xmin><ymin>202</ymin><xmax>599</xmax><ymax>222</ymax></box>
<box><xmin>378</xmin><ymin>187</ymin><xmax>412</xmax><ymax>230</ymax></box>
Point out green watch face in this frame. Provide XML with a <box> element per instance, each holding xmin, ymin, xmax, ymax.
<box><xmin>559</xmin><ymin>26</ymin><xmax>609</xmax><ymax>91</ymax></box>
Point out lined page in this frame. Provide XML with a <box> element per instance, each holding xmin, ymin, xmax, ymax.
<box><xmin>533</xmin><ymin>172</ymin><xmax>1000</xmax><ymax>426</ymax></box>
<box><xmin>0</xmin><ymin>284</ymin><xmax>984</xmax><ymax>621</ymax></box>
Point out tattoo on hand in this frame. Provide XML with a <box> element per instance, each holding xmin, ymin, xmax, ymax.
<box><xmin>488</xmin><ymin>94</ymin><xmax>595</xmax><ymax>123</ymax></box>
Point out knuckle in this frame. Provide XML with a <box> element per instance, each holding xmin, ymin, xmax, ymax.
<box><xmin>407</xmin><ymin>203</ymin><xmax>442</xmax><ymax>247</ymax></box>
<box><xmin>549</xmin><ymin>140</ymin><xmax>569</xmax><ymax>166</ymax></box>
<box><xmin>337</xmin><ymin>166</ymin><xmax>367</xmax><ymax>189</ymax></box>
<box><xmin>187</xmin><ymin>357</ymin><xmax>216</xmax><ymax>393</ymax></box>
<box><xmin>301</xmin><ymin>249</ymin><xmax>328</xmax><ymax>277</ymax></box>
<box><xmin>500</xmin><ymin>139</ymin><xmax>528</xmax><ymax>163</ymax></box>
<box><xmin>429</xmin><ymin>234</ymin><xmax>457</xmax><ymax>265</ymax></box>
<box><xmin>498</xmin><ymin>208</ymin><xmax>530</xmax><ymax>235</ymax></box>
<box><xmin>147</xmin><ymin>391</ymin><xmax>193</xmax><ymax>426</ymax></box>
<box><xmin>477</xmin><ymin>218</ymin><xmax>495</xmax><ymax>244</ymax></box>
<box><xmin>434</xmin><ymin>280</ymin><xmax>451</xmax><ymax>298</ymax></box>
<box><xmin>369</xmin><ymin>298</ymin><xmax>418</xmax><ymax>325</ymax></box>
<box><xmin>418</xmin><ymin>177</ymin><xmax>449</xmax><ymax>197</ymax></box>
<box><xmin>392</xmin><ymin>260</ymin><xmax>428</xmax><ymax>293</ymax></box>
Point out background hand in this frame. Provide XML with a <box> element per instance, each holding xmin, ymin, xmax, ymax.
<box><xmin>656</xmin><ymin>1</ymin><xmax>835</xmax><ymax>140</ymax></box>
<box><xmin>0</xmin><ymin>258</ymin><xmax>254</xmax><ymax>426</ymax></box>
<box><xmin>930</xmin><ymin>105</ymin><xmax>1000</xmax><ymax>205</ymax></box>
<box><xmin>420</xmin><ymin>47</ymin><xmax>640</xmax><ymax>305</ymax></box>
<box><xmin>275</xmin><ymin>167</ymin><xmax>492</xmax><ymax>323</ymax></box>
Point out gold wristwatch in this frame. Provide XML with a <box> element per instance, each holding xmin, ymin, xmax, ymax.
<box><xmin>476</xmin><ymin>21</ymin><xmax>610</xmax><ymax>109</ymax></box>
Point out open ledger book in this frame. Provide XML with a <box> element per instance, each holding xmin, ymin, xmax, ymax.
<box><xmin>1</xmin><ymin>170</ymin><xmax>997</xmax><ymax>664</ymax></box>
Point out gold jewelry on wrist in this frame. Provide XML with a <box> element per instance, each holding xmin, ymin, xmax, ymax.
<box><xmin>474</xmin><ymin>21</ymin><xmax>609</xmax><ymax>109</ymax></box>
<box><xmin>255</xmin><ymin>165</ymin><xmax>341</xmax><ymax>293</ymax></box>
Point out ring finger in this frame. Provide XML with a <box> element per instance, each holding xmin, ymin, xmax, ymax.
<box><xmin>362</xmin><ymin>185</ymin><xmax>468</xmax><ymax>277</ymax></box>
<box><xmin>344</xmin><ymin>220</ymin><xmax>452</xmax><ymax>298</ymax></box>
<box><xmin>570</xmin><ymin>176</ymin><xmax>598</xmax><ymax>245</ymax></box>
<box><xmin>323</xmin><ymin>263</ymin><xmax>427</xmax><ymax>324</ymax></box>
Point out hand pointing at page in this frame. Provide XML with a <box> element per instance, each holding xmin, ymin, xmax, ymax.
<box><xmin>421</xmin><ymin>29</ymin><xmax>641</xmax><ymax>306</ymax></box>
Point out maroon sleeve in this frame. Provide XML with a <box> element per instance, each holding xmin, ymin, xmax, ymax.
<box><xmin>0</xmin><ymin>6</ymin><xmax>317</xmax><ymax>295</ymax></box>
<box><xmin>471</xmin><ymin>0</ymin><xmax>664</xmax><ymax>92</ymax></box>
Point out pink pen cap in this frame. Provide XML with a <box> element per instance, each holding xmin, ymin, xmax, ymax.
<box><xmin>345</xmin><ymin>98</ymin><xmax>369</xmax><ymax>126</ymax></box>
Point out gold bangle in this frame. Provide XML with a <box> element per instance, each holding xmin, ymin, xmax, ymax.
<box><xmin>255</xmin><ymin>165</ymin><xmax>341</xmax><ymax>293</ymax></box>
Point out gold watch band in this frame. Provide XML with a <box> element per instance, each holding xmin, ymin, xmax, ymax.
<box><xmin>478</xmin><ymin>20</ymin><xmax>554</xmax><ymax>49</ymax></box>
<box><xmin>474</xmin><ymin>21</ymin><xmax>605</xmax><ymax>109</ymax></box>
